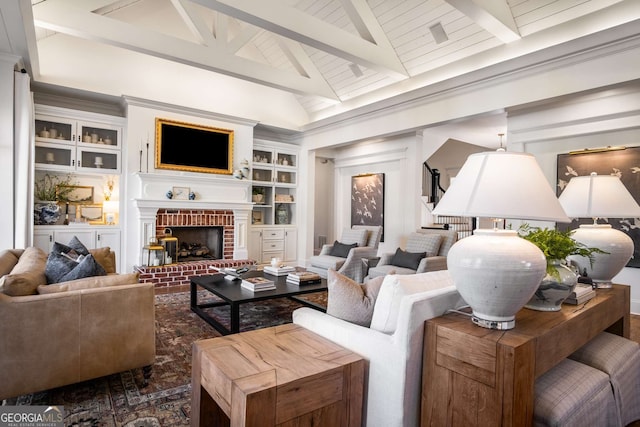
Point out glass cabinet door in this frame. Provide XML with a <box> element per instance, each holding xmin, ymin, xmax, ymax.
<box><xmin>35</xmin><ymin>116</ymin><xmax>75</xmax><ymax>143</ymax></box>
<box><xmin>78</xmin><ymin>121</ymin><xmax>120</xmax><ymax>148</ymax></box>
<box><xmin>34</xmin><ymin>142</ymin><xmax>75</xmax><ymax>171</ymax></box>
<box><xmin>76</xmin><ymin>147</ymin><xmax>120</xmax><ymax>172</ymax></box>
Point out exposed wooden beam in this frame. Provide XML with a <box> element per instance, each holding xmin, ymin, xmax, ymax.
<box><xmin>189</xmin><ymin>0</ymin><xmax>408</xmax><ymax>78</ymax></box>
<box><xmin>32</xmin><ymin>0</ymin><xmax>338</xmax><ymax>99</ymax></box>
<box><xmin>446</xmin><ymin>0</ymin><xmax>520</xmax><ymax>43</ymax></box>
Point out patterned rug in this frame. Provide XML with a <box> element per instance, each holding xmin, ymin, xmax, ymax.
<box><xmin>3</xmin><ymin>289</ymin><xmax>327</xmax><ymax>426</ymax></box>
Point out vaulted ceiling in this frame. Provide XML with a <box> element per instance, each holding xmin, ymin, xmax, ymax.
<box><xmin>2</xmin><ymin>0</ymin><xmax>639</xmax><ymax>132</ymax></box>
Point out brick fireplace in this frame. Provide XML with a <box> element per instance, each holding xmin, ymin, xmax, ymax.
<box><xmin>132</xmin><ymin>173</ymin><xmax>254</xmax><ymax>288</ymax></box>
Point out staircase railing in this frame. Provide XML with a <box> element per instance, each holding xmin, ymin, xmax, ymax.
<box><xmin>423</xmin><ymin>160</ymin><xmax>475</xmax><ymax>239</ymax></box>
<box><xmin>422</xmin><ymin>161</ymin><xmax>446</xmax><ymax>204</ymax></box>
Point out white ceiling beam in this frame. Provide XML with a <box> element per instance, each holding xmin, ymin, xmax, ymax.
<box><xmin>214</xmin><ymin>10</ymin><xmax>227</xmax><ymax>43</ymax></box>
<box><xmin>32</xmin><ymin>1</ymin><xmax>339</xmax><ymax>99</ymax></box>
<box><xmin>170</xmin><ymin>0</ymin><xmax>218</xmax><ymax>47</ymax></box>
<box><xmin>226</xmin><ymin>23</ymin><xmax>261</xmax><ymax>53</ymax></box>
<box><xmin>446</xmin><ymin>0</ymin><xmax>520</xmax><ymax>43</ymax></box>
<box><xmin>188</xmin><ymin>0</ymin><xmax>408</xmax><ymax>78</ymax></box>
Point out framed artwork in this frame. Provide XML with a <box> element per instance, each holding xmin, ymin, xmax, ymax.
<box><xmin>351</xmin><ymin>173</ymin><xmax>385</xmax><ymax>241</ymax></box>
<box><xmin>556</xmin><ymin>146</ymin><xmax>640</xmax><ymax>267</ymax></box>
<box><xmin>79</xmin><ymin>204</ymin><xmax>103</xmax><ymax>223</ymax></box>
<box><xmin>172</xmin><ymin>186</ymin><xmax>190</xmax><ymax>200</ymax></box>
<box><xmin>56</xmin><ymin>185</ymin><xmax>94</xmax><ymax>204</ymax></box>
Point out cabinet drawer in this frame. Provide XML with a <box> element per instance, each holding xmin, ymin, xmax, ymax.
<box><xmin>262</xmin><ymin>228</ymin><xmax>284</xmax><ymax>240</ymax></box>
<box><xmin>263</xmin><ymin>239</ymin><xmax>284</xmax><ymax>252</ymax></box>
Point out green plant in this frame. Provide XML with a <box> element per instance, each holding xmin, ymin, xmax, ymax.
<box><xmin>34</xmin><ymin>173</ymin><xmax>76</xmax><ymax>201</ymax></box>
<box><xmin>252</xmin><ymin>187</ymin><xmax>265</xmax><ymax>195</ymax></box>
<box><xmin>518</xmin><ymin>224</ymin><xmax>607</xmax><ymax>276</ymax></box>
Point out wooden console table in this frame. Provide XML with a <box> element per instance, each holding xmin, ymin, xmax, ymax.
<box><xmin>191</xmin><ymin>323</ymin><xmax>364</xmax><ymax>427</ymax></box>
<box><xmin>421</xmin><ymin>284</ymin><xmax>630</xmax><ymax>427</ymax></box>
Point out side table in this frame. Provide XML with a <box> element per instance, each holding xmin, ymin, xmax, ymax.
<box><xmin>191</xmin><ymin>323</ymin><xmax>365</xmax><ymax>426</ymax></box>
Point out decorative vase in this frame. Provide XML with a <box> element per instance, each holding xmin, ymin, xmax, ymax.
<box><xmin>525</xmin><ymin>260</ymin><xmax>578</xmax><ymax>311</ymax></box>
<box><xmin>252</xmin><ymin>194</ymin><xmax>264</xmax><ymax>203</ymax></box>
<box><xmin>276</xmin><ymin>204</ymin><xmax>289</xmax><ymax>224</ymax></box>
<box><xmin>34</xmin><ymin>201</ymin><xmax>61</xmax><ymax>225</ymax></box>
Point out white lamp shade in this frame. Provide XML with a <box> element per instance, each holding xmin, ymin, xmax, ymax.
<box><xmin>558</xmin><ymin>173</ymin><xmax>640</xmax><ymax>219</ymax></box>
<box><xmin>433</xmin><ymin>151</ymin><xmax>570</xmax><ymax>222</ymax></box>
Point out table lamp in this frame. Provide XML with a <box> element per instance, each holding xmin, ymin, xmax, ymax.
<box><xmin>432</xmin><ymin>151</ymin><xmax>570</xmax><ymax>330</ymax></box>
<box><xmin>558</xmin><ymin>172</ymin><xmax>640</xmax><ymax>288</ymax></box>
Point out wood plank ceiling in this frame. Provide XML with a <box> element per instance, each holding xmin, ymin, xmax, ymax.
<box><xmin>29</xmin><ymin>0</ymin><xmax>634</xmax><ymax>119</ymax></box>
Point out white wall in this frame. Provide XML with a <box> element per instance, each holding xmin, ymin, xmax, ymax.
<box><xmin>122</xmin><ymin>99</ymin><xmax>256</xmax><ymax>272</ymax></box>
<box><xmin>323</xmin><ymin>134</ymin><xmax>421</xmax><ymax>258</ymax></box>
<box><xmin>509</xmin><ymin>82</ymin><xmax>640</xmax><ymax>313</ymax></box>
<box><xmin>0</xmin><ymin>56</ymin><xmax>17</xmax><ymax>250</ymax></box>
<box><xmin>313</xmin><ymin>157</ymin><xmax>335</xmax><ymax>251</ymax></box>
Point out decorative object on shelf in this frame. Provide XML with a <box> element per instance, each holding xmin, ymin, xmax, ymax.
<box><xmin>141</xmin><ymin>238</ymin><xmax>165</xmax><ymax>267</ymax></box>
<box><xmin>49</xmin><ymin>128</ymin><xmax>57</xmax><ymax>139</ymax></box>
<box><xmin>46</xmin><ymin>152</ymin><xmax>55</xmax><ymax>164</ymax></box>
<box><xmin>34</xmin><ymin>202</ymin><xmax>61</xmax><ymax>225</ymax></box>
<box><xmin>252</xmin><ymin>210</ymin><xmax>263</xmax><ymax>225</ymax></box>
<box><xmin>241</xmin><ymin>158</ymin><xmax>250</xmax><ymax>178</ymax></box>
<box><xmin>252</xmin><ymin>187</ymin><xmax>265</xmax><ymax>203</ymax></box>
<box><xmin>172</xmin><ymin>186</ymin><xmax>190</xmax><ymax>200</ymax></box>
<box><xmin>39</xmin><ymin>127</ymin><xmax>50</xmax><ymax>138</ymax></box>
<box><xmin>558</xmin><ymin>172</ymin><xmax>640</xmax><ymax>288</ymax></box>
<box><xmin>94</xmin><ymin>156</ymin><xmax>103</xmax><ymax>168</ymax></box>
<box><xmin>518</xmin><ymin>225</ymin><xmax>603</xmax><ymax>311</ymax></box>
<box><xmin>432</xmin><ymin>151</ymin><xmax>570</xmax><ymax>330</ymax></box>
<box><xmin>165</xmin><ymin>190</ymin><xmax>173</xmax><ymax>199</ymax></box>
<box><xmin>80</xmin><ymin>204</ymin><xmax>103</xmax><ymax>223</ymax></box>
<box><xmin>351</xmin><ymin>173</ymin><xmax>385</xmax><ymax>241</ymax></box>
<box><xmin>90</xmin><ymin>132</ymin><xmax>99</xmax><ymax>143</ymax></box>
<box><xmin>83</xmin><ymin>132</ymin><xmax>91</xmax><ymax>143</ymax></box>
<box><xmin>275</xmin><ymin>194</ymin><xmax>293</xmax><ymax>202</ymax></box>
<box><xmin>233</xmin><ymin>169</ymin><xmax>243</xmax><ymax>179</ymax></box>
<box><xmin>276</xmin><ymin>203</ymin><xmax>289</xmax><ymax>224</ymax></box>
<box><xmin>102</xmin><ymin>200</ymin><xmax>118</xmax><ymax>225</ymax></box>
<box><xmin>189</xmin><ymin>191</ymin><xmax>196</xmax><ymax>200</ymax></box>
<box><xmin>104</xmin><ymin>136</ymin><xmax>112</xmax><ymax>145</ymax></box>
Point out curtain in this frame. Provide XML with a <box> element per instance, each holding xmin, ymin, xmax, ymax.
<box><xmin>13</xmin><ymin>71</ymin><xmax>34</xmax><ymax>248</ymax></box>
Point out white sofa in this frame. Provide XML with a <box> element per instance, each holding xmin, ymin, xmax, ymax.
<box><xmin>293</xmin><ymin>270</ymin><xmax>465</xmax><ymax>427</ymax></box>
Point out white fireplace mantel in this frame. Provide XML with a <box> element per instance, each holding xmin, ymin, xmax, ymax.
<box><xmin>132</xmin><ymin>173</ymin><xmax>254</xmax><ymax>260</ymax></box>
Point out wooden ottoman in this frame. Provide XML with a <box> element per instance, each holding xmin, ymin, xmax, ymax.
<box><xmin>191</xmin><ymin>323</ymin><xmax>364</xmax><ymax>427</ymax></box>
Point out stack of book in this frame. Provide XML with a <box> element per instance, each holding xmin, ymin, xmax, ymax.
<box><xmin>263</xmin><ymin>265</ymin><xmax>296</xmax><ymax>276</ymax></box>
<box><xmin>241</xmin><ymin>276</ymin><xmax>276</xmax><ymax>292</ymax></box>
<box><xmin>564</xmin><ymin>283</ymin><xmax>596</xmax><ymax>305</ymax></box>
<box><xmin>286</xmin><ymin>271</ymin><xmax>322</xmax><ymax>286</ymax></box>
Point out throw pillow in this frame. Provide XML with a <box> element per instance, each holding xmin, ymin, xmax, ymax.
<box><xmin>390</xmin><ymin>248</ymin><xmax>426</xmax><ymax>270</ymax></box>
<box><xmin>45</xmin><ymin>238</ymin><xmax>104</xmax><ymax>284</ymax></box>
<box><xmin>329</xmin><ymin>241</ymin><xmax>358</xmax><ymax>258</ymax></box>
<box><xmin>0</xmin><ymin>249</ymin><xmax>23</xmax><ymax>276</ymax></box>
<box><xmin>0</xmin><ymin>247</ymin><xmax>48</xmax><ymax>296</ymax></box>
<box><xmin>326</xmin><ymin>269</ymin><xmax>386</xmax><ymax>327</ymax></box>
<box><xmin>89</xmin><ymin>247</ymin><xmax>115</xmax><ymax>274</ymax></box>
<box><xmin>57</xmin><ymin>254</ymin><xmax>106</xmax><ymax>283</ymax></box>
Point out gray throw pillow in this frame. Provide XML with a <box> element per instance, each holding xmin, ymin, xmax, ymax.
<box><xmin>390</xmin><ymin>248</ymin><xmax>426</xmax><ymax>270</ymax></box>
<box><xmin>326</xmin><ymin>269</ymin><xmax>386</xmax><ymax>327</ymax></box>
<box><xmin>329</xmin><ymin>241</ymin><xmax>357</xmax><ymax>258</ymax></box>
<box><xmin>57</xmin><ymin>254</ymin><xmax>106</xmax><ymax>283</ymax></box>
<box><xmin>45</xmin><ymin>237</ymin><xmax>101</xmax><ymax>284</ymax></box>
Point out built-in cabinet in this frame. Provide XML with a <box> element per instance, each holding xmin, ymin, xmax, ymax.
<box><xmin>35</xmin><ymin>114</ymin><xmax>121</xmax><ymax>173</ymax></box>
<box><xmin>34</xmin><ymin>227</ymin><xmax>121</xmax><ymax>257</ymax></box>
<box><xmin>248</xmin><ymin>226</ymin><xmax>297</xmax><ymax>264</ymax></box>
<box><xmin>250</xmin><ymin>141</ymin><xmax>298</xmax><ymax>264</ymax></box>
<box><xmin>33</xmin><ymin>105</ymin><xmax>125</xmax><ymax>271</ymax></box>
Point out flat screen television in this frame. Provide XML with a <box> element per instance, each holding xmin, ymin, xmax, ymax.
<box><xmin>155</xmin><ymin>118</ymin><xmax>233</xmax><ymax>175</ymax></box>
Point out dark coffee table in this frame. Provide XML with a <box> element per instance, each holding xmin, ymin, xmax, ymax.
<box><xmin>190</xmin><ymin>270</ymin><xmax>327</xmax><ymax>335</ymax></box>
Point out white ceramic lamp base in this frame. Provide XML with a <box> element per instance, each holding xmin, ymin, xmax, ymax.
<box><xmin>447</xmin><ymin>229</ymin><xmax>547</xmax><ymax>330</ymax></box>
<box><xmin>568</xmin><ymin>224</ymin><xmax>633</xmax><ymax>288</ymax></box>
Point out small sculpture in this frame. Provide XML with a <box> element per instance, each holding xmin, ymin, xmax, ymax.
<box><xmin>166</xmin><ymin>190</ymin><xmax>173</xmax><ymax>199</ymax></box>
<box><xmin>189</xmin><ymin>191</ymin><xmax>196</xmax><ymax>200</ymax></box>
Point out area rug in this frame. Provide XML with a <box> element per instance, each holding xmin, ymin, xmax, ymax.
<box><xmin>3</xmin><ymin>289</ymin><xmax>327</xmax><ymax>426</ymax></box>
